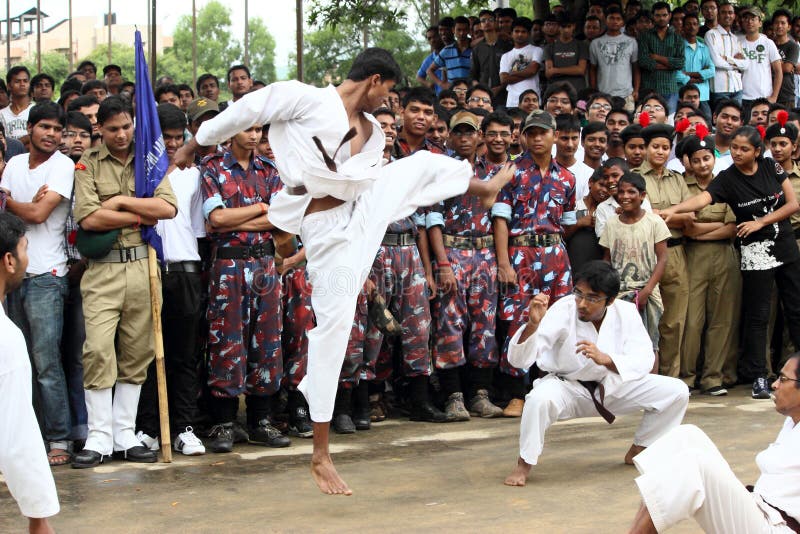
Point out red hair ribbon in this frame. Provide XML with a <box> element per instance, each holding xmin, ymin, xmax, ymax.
<box><xmin>675</xmin><ymin>117</ymin><xmax>691</xmax><ymax>134</ymax></box>
<box><xmin>695</xmin><ymin>123</ymin><xmax>709</xmax><ymax>140</ymax></box>
<box><xmin>638</xmin><ymin>112</ymin><xmax>650</xmax><ymax>127</ymax></box>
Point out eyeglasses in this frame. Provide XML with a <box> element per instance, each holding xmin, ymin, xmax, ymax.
<box><xmin>451</xmin><ymin>130</ymin><xmax>478</xmax><ymax>137</ymax></box>
<box><xmin>453</xmin><ymin>88</ymin><xmax>467</xmax><ymax>94</ymax></box>
<box><xmin>65</xmin><ymin>131</ymin><xmax>91</xmax><ymax>139</ymax></box>
<box><xmin>479</xmin><ymin>17</ymin><xmax>495</xmax><ymax>22</ymax></box>
<box><xmin>590</xmin><ymin>103</ymin><xmax>612</xmax><ymax>111</ymax></box>
<box><xmin>643</xmin><ymin>104</ymin><xmax>665</xmax><ymax>112</ymax></box>
<box><xmin>485</xmin><ymin>131</ymin><xmax>511</xmax><ymax>139</ymax></box>
<box><xmin>468</xmin><ymin>96</ymin><xmax>492</xmax><ymax>104</ymax></box>
<box><xmin>777</xmin><ymin>374</ymin><xmax>800</xmax><ymax>384</ymax></box>
<box><xmin>572</xmin><ymin>289</ymin><xmax>606</xmax><ymax>304</ymax></box>
<box><xmin>547</xmin><ymin>97</ymin><xmax>572</xmax><ymax>106</ymax></box>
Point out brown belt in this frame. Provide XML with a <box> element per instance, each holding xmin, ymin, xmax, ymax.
<box><xmin>382</xmin><ymin>232</ymin><xmax>416</xmax><ymax>247</ymax></box>
<box><xmin>510</xmin><ymin>233</ymin><xmax>561</xmax><ymax>248</ymax></box>
<box><xmin>443</xmin><ymin>234</ymin><xmax>494</xmax><ymax>250</ymax></box>
<box><xmin>577</xmin><ymin>380</ymin><xmax>615</xmax><ymax>424</ymax></box>
<box><xmin>286</xmin><ymin>185</ymin><xmax>308</xmax><ymax>196</ymax></box>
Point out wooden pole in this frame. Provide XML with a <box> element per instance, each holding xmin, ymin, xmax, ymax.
<box><xmin>243</xmin><ymin>0</ymin><xmax>249</xmax><ymax>67</ymax></box>
<box><xmin>5</xmin><ymin>0</ymin><xmax>9</xmax><ymax>71</ymax></box>
<box><xmin>36</xmin><ymin>0</ymin><xmax>41</xmax><ymax>73</ymax></box>
<box><xmin>107</xmin><ymin>0</ymin><xmax>112</xmax><ymax>65</ymax></box>
<box><xmin>68</xmin><ymin>0</ymin><xmax>73</xmax><ymax>71</ymax></box>
<box><xmin>149</xmin><ymin>0</ymin><xmax>156</xmax><ymax>87</ymax></box>
<box><xmin>295</xmin><ymin>0</ymin><xmax>303</xmax><ymax>82</ymax></box>
<box><xmin>147</xmin><ymin>246</ymin><xmax>172</xmax><ymax>462</ymax></box>
<box><xmin>191</xmin><ymin>0</ymin><xmax>197</xmax><ymax>84</ymax></box>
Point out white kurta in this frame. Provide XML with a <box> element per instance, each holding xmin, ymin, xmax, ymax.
<box><xmin>508</xmin><ymin>296</ymin><xmax>688</xmax><ymax>464</ymax></box>
<box><xmin>0</xmin><ymin>303</ymin><xmax>60</xmax><ymax>518</ymax></box>
<box><xmin>634</xmin><ymin>423</ymin><xmax>797</xmax><ymax>533</ymax></box>
<box><xmin>194</xmin><ymin>81</ymin><xmax>472</xmax><ymax>421</ymax></box>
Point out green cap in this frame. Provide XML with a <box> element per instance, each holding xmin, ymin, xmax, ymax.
<box><xmin>76</xmin><ymin>227</ymin><xmax>120</xmax><ymax>259</ymax></box>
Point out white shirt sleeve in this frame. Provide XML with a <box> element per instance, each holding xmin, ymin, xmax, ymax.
<box><xmin>499</xmin><ymin>50</ymin><xmax>512</xmax><ymax>75</ymax></box>
<box><xmin>195</xmin><ymin>80</ymin><xmax>317</xmax><ymax>147</ymax></box>
<box><xmin>507</xmin><ymin>300</ymin><xmax>567</xmax><ymax>370</ymax></box>
<box><xmin>605</xmin><ymin>302</ymin><xmax>655</xmax><ymax>381</ymax></box>
<box><xmin>47</xmin><ymin>155</ymin><xmax>76</xmax><ymax>200</ymax></box>
<box><xmin>767</xmin><ymin>39</ymin><xmax>782</xmax><ymax>63</ymax></box>
<box><xmin>188</xmin><ymin>168</ymin><xmax>206</xmax><ymax>238</ymax></box>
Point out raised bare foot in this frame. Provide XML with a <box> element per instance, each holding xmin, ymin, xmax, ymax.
<box><xmin>624</xmin><ymin>444</ymin><xmax>646</xmax><ymax>465</ymax></box>
<box><xmin>311</xmin><ymin>454</ymin><xmax>353</xmax><ymax>495</ymax></box>
<box><xmin>503</xmin><ymin>457</ymin><xmax>532</xmax><ymax>486</ymax></box>
<box><xmin>478</xmin><ymin>161</ymin><xmax>516</xmax><ymax>208</ymax></box>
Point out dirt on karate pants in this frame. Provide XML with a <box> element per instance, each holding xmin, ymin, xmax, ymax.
<box><xmin>281</xmin><ymin>265</ymin><xmax>314</xmax><ymax>390</ymax></box>
<box><xmin>206</xmin><ymin>256</ymin><xmax>283</xmax><ymax>398</ymax></box>
<box><xmin>431</xmin><ymin>245</ymin><xmax>498</xmax><ymax>370</ymax></box>
<box><xmin>498</xmin><ymin>243</ymin><xmax>573</xmax><ymax>377</ymax></box>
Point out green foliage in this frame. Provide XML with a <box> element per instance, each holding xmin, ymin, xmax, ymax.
<box><xmin>79</xmin><ymin>43</ymin><xmax>136</xmax><ymax>80</ymax></box>
<box><xmin>248</xmin><ymin>18</ymin><xmax>277</xmax><ymax>83</ymax></box>
<box><xmin>22</xmin><ymin>52</ymin><xmax>70</xmax><ymax>88</ymax></box>
<box><xmin>308</xmin><ymin>0</ymin><xmax>406</xmax><ymax>29</ymax></box>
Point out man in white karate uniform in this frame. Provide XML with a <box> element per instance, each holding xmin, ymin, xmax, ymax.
<box><xmin>503</xmin><ymin>260</ymin><xmax>689</xmax><ymax>487</ymax></box>
<box><xmin>175</xmin><ymin>48</ymin><xmax>513</xmax><ymax>495</ymax></box>
<box><xmin>0</xmin><ymin>212</ymin><xmax>59</xmax><ymax>533</ymax></box>
<box><xmin>629</xmin><ymin>355</ymin><xmax>800</xmax><ymax>533</ymax></box>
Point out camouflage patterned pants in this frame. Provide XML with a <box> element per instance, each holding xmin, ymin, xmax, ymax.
<box><xmin>431</xmin><ymin>246</ymin><xmax>498</xmax><ymax>370</ymax></box>
<box><xmin>281</xmin><ymin>266</ymin><xmax>314</xmax><ymax>390</ymax></box>
<box><xmin>207</xmin><ymin>257</ymin><xmax>283</xmax><ymax>398</ymax></box>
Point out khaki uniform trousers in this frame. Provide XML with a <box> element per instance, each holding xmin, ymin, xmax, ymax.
<box><xmin>681</xmin><ymin>241</ymin><xmax>741</xmax><ymax>390</ymax></box>
<box><xmin>81</xmin><ymin>258</ymin><xmax>159</xmax><ymax>389</ymax></box>
<box><xmin>658</xmin><ymin>244</ymin><xmax>689</xmax><ymax>377</ymax></box>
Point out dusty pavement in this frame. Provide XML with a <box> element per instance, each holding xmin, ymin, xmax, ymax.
<box><xmin>0</xmin><ymin>387</ymin><xmax>784</xmax><ymax>533</ymax></box>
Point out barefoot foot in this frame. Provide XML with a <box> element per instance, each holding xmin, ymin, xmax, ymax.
<box><xmin>503</xmin><ymin>457</ymin><xmax>532</xmax><ymax>486</ymax></box>
<box><xmin>311</xmin><ymin>454</ymin><xmax>353</xmax><ymax>495</ymax></box>
<box><xmin>625</xmin><ymin>444</ymin><xmax>646</xmax><ymax>465</ymax></box>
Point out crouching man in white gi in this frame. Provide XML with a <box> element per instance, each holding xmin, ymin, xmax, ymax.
<box><xmin>504</xmin><ymin>260</ymin><xmax>689</xmax><ymax>487</ymax></box>
<box><xmin>629</xmin><ymin>355</ymin><xmax>800</xmax><ymax>533</ymax></box>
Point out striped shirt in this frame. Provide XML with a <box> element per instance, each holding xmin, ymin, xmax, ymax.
<box><xmin>705</xmin><ymin>26</ymin><xmax>748</xmax><ymax>93</ymax></box>
<box><xmin>433</xmin><ymin>43</ymin><xmax>473</xmax><ymax>82</ymax></box>
<box><xmin>638</xmin><ymin>27</ymin><xmax>686</xmax><ymax>95</ymax></box>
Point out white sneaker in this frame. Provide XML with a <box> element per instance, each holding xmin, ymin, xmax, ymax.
<box><xmin>136</xmin><ymin>431</ymin><xmax>160</xmax><ymax>451</ymax></box>
<box><xmin>174</xmin><ymin>427</ymin><xmax>206</xmax><ymax>456</ymax></box>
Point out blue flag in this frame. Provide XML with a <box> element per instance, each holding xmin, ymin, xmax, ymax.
<box><xmin>134</xmin><ymin>29</ymin><xmax>168</xmax><ymax>261</ymax></box>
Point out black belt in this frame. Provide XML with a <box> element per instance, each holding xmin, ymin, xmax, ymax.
<box><xmin>287</xmin><ymin>185</ymin><xmax>308</xmax><ymax>196</ymax></box>
<box><xmin>214</xmin><ymin>242</ymin><xmax>275</xmax><ymax>260</ymax></box>
<box><xmin>442</xmin><ymin>234</ymin><xmax>494</xmax><ymax>250</ymax></box>
<box><xmin>382</xmin><ymin>232</ymin><xmax>416</xmax><ymax>247</ymax></box>
<box><xmin>577</xmin><ymin>380</ymin><xmax>615</xmax><ymax>424</ymax></box>
<box><xmin>161</xmin><ymin>261</ymin><xmax>201</xmax><ymax>273</ymax></box>
<box><xmin>686</xmin><ymin>238</ymin><xmax>732</xmax><ymax>245</ymax></box>
<box><xmin>666</xmin><ymin>237</ymin><xmax>685</xmax><ymax>248</ymax></box>
<box><xmin>745</xmin><ymin>486</ymin><xmax>800</xmax><ymax>533</ymax></box>
<box><xmin>510</xmin><ymin>233</ymin><xmax>562</xmax><ymax>248</ymax></box>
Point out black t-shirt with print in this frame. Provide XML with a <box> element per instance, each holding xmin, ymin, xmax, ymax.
<box><xmin>707</xmin><ymin>157</ymin><xmax>800</xmax><ymax>269</ymax></box>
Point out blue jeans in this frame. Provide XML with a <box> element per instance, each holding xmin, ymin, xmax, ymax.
<box><xmin>711</xmin><ymin>91</ymin><xmax>743</xmax><ymax>111</ymax></box>
<box><xmin>8</xmin><ymin>273</ymin><xmax>71</xmax><ymax>443</ymax></box>
<box><xmin>665</xmin><ymin>93</ymin><xmax>679</xmax><ymax>115</ymax></box>
<box><xmin>61</xmin><ymin>276</ymin><xmax>88</xmax><ymax>440</ymax></box>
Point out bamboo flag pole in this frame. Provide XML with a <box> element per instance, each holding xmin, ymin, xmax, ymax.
<box><xmin>148</xmin><ymin>245</ymin><xmax>172</xmax><ymax>462</ymax></box>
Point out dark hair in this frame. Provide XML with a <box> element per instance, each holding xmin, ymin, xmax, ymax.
<box><xmin>454</xmin><ymin>16</ymin><xmax>471</xmax><ymax>27</ymax></box>
<box><xmin>506</xmin><ymin>107</ymin><xmax>528</xmax><ymax>121</ymax></box>
<box><xmin>618</xmin><ymin>171</ymin><xmax>647</xmax><ymax>193</ymax></box>
<box><xmin>97</xmin><ymin>95</ymin><xmax>133</xmax><ymax>125</ymax></box>
<box><xmin>684</xmin><ymin>11</ymin><xmax>700</xmax><ymax>23</ymax></box>
<box><xmin>641</xmin><ymin>91</ymin><xmax>669</xmax><ymax>112</ymax></box>
<box><xmin>66</xmin><ymin>111</ymin><xmax>92</xmax><ymax>134</ymax></box>
<box><xmin>679</xmin><ymin>83</ymin><xmax>700</xmax><ymax>99</ymax></box>
<box><xmin>347</xmin><ymin>47</ymin><xmax>403</xmax><ymax>84</ymax></box>
<box><xmin>773</xmin><ymin>9</ymin><xmax>793</xmax><ymax>24</ymax></box>
<box><xmin>0</xmin><ymin>211</ymin><xmax>26</xmax><ymax>259</ymax></box>
<box><xmin>439</xmin><ymin>17</ymin><xmax>455</xmax><ymax>29</ymax></box>
<box><xmin>426</xmin><ymin>24</ymin><xmax>439</xmax><ymax>34</ymax></box>
<box><xmin>512</xmin><ymin>17</ymin><xmax>533</xmax><ymax>31</ymax></box>
<box><xmin>60</xmin><ymin>77</ymin><xmax>83</xmax><ymax>95</ymax></box>
<box><xmin>57</xmin><ymin>90</ymin><xmax>80</xmax><ymax>108</ymax></box>
<box><xmin>227</xmin><ymin>64</ymin><xmax>251</xmax><ymax>82</ymax></box>
<box><xmin>713</xmin><ymin>98</ymin><xmax>742</xmax><ymax>118</ymax></box>
<box><xmin>479</xmin><ymin>8</ymin><xmax>494</xmax><ymax>19</ymax></box>
<box><xmin>544</xmin><ymin>82</ymin><xmax>577</xmax><ymax>107</ymax></box>
<box><xmin>176</xmin><ymin>83</ymin><xmax>194</xmax><ymax>98</ymax></box>
<box><xmin>750</xmin><ymin>97</ymin><xmax>771</xmax><ymax>111</ymax></box>
<box><xmin>685</xmin><ymin>110</ymin><xmax>710</xmax><ymax>126</ymax></box>
<box><xmin>6</xmin><ymin>65</ymin><xmax>30</xmax><ymax>85</ymax></box>
<box><xmin>573</xmin><ymin>261</ymin><xmax>621</xmax><ymax>300</ymax></box>
<box><xmin>672</xmin><ymin>6</ymin><xmax>686</xmax><ymax>16</ymax></box>
<box><xmin>582</xmin><ymin>121</ymin><xmax>609</xmax><ymax>141</ymax></box>
<box><xmin>467</xmin><ymin>107</ymin><xmax>489</xmax><ymax>118</ymax></box>
<box><xmin>519</xmin><ymin>88</ymin><xmax>539</xmax><ymax>104</ymax></box>
<box><xmin>67</xmin><ymin>95</ymin><xmax>100</xmax><ymax>112</ymax></box>
<box><xmin>77</xmin><ymin>60</ymin><xmax>97</xmax><ymax>72</ymax></box>
<box><xmin>451</xmin><ymin>78</ymin><xmax>470</xmax><ymax>89</ymax></box>
<box><xmin>700</xmin><ymin>0</ymin><xmax>718</xmax><ymax>5</ymax></box>
<box><xmin>196</xmin><ymin>73</ymin><xmax>219</xmax><ymax>93</ymax></box>
<box><xmin>157</xmin><ymin>103</ymin><xmax>188</xmax><ymax>131</ymax></box>
<box><xmin>605</xmin><ymin>5</ymin><xmax>624</xmax><ymax>17</ymax></box>
<box><xmin>434</xmin><ymin>107</ymin><xmax>452</xmax><ymax>127</ymax></box>
<box><xmin>606</xmin><ymin>107</ymin><xmax>633</xmax><ymax>123</ymax></box>
<box><xmin>155</xmin><ymin>84</ymin><xmax>181</xmax><ymax>102</ymax></box>
<box><xmin>27</xmin><ymin>101</ymin><xmax>66</xmax><ymax>128</ymax></box>
<box><xmin>732</xmin><ymin>125</ymin><xmax>765</xmax><ymax>159</ymax></box>
<box><xmin>555</xmin><ymin>114</ymin><xmax>581</xmax><ymax>133</ymax></box>
<box><xmin>402</xmin><ymin>86</ymin><xmax>436</xmax><ymax>108</ymax></box>
<box><xmin>120</xmin><ymin>81</ymin><xmax>135</xmax><ymax>94</ymax></box>
<box><xmin>500</xmin><ymin>7</ymin><xmax>517</xmax><ymax>19</ymax></box>
<box><xmin>30</xmin><ymin>73</ymin><xmax>55</xmax><ymax>90</ymax></box>
<box><xmin>81</xmin><ymin>79</ymin><xmax>107</xmax><ymax>95</ymax></box>
<box><xmin>789</xmin><ymin>352</ymin><xmax>800</xmax><ymax>389</ymax></box>
<box><xmin>603</xmin><ymin>157</ymin><xmax>630</xmax><ymax>172</ymax></box>
<box><xmin>372</xmin><ymin>106</ymin><xmax>394</xmax><ymax>120</ymax></box>
<box><xmin>438</xmin><ymin>89</ymin><xmax>458</xmax><ymax>102</ymax></box>
<box><xmin>652</xmin><ymin>1</ymin><xmax>672</xmax><ymax>13</ymax></box>
<box><xmin>467</xmin><ymin>83</ymin><xmax>492</xmax><ymax>101</ymax></box>
<box><xmin>481</xmin><ymin>111</ymin><xmax>514</xmax><ymax>133</ymax></box>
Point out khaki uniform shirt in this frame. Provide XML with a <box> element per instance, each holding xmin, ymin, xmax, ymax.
<box><xmin>786</xmin><ymin>163</ymin><xmax>800</xmax><ymax>230</ymax></box>
<box><xmin>635</xmin><ymin>161</ymin><xmax>691</xmax><ymax>239</ymax></box>
<box><xmin>685</xmin><ymin>175</ymin><xmax>737</xmax><ymax>226</ymax></box>
<box><xmin>74</xmin><ymin>143</ymin><xmax>177</xmax><ymax>249</ymax></box>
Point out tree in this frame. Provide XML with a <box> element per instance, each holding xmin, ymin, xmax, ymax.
<box><xmin>22</xmin><ymin>52</ymin><xmax>70</xmax><ymax>87</ymax></box>
<box><xmin>248</xmin><ymin>18</ymin><xmax>277</xmax><ymax>83</ymax></box>
<box><xmin>79</xmin><ymin>43</ymin><xmax>136</xmax><ymax>81</ymax></box>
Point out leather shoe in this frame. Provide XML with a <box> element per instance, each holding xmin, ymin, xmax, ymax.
<box><xmin>72</xmin><ymin>449</ymin><xmax>111</xmax><ymax>469</ymax></box>
<box><xmin>112</xmin><ymin>445</ymin><xmax>158</xmax><ymax>463</ymax></box>
<box><xmin>333</xmin><ymin>413</ymin><xmax>356</xmax><ymax>434</ymax></box>
<box><xmin>409</xmin><ymin>401</ymin><xmax>454</xmax><ymax>423</ymax></box>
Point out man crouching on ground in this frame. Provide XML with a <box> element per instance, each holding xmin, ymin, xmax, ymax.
<box><xmin>504</xmin><ymin>260</ymin><xmax>689</xmax><ymax>486</ymax></box>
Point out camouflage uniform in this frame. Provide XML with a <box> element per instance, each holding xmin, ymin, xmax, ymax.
<box><xmin>281</xmin><ymin>260</ymin><xmax>314</xmax><ymax>390</ymax></box>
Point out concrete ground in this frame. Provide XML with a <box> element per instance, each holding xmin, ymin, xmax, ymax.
<box><xmin>0</xmin><ymin>387</ymin><xmax>784</xmax><ymax>533</ymax></box>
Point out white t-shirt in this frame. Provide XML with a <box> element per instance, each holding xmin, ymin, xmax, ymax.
<box><xmin>156</xmin><ymin>167</ymin><xmax>205</xmax><ymax>263</ymax></box>
<box><xmin>0</xmin><ymin>151</ymin><xmax>74</xmax><ymax>275</ymax></box>
<box><xmin>500</xmin><ymin>44</ymin><xmax>543</xmax><ymax>108</ymax></box>
<box><xmin>0</xmin><ymin>103</ymin><xmax>34</xmax><ymax>140</ymax></box>
<box><xmin>740</xmin><ymin>34</ymin><xmax>781</xmax><ymax>100</ymax></box>
<box><xmin>569</xmin><ymin>160</ymin><xmax>595</xmax><ymax>200</ymax></box>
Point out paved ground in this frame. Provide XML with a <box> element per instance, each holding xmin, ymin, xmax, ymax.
<box><xmin>0</xmin><ymin>387</ymin><xmax>784</xmax><ymax>533</ymax></box>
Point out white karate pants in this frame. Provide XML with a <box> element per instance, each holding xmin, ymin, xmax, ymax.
<box><xmin>519</xmin><ymin>373</ymin><xmax>689</xmax><ymax>465</ymax></box>
<box><xmin>297</xmin><ymin>152</ymin><xmax>472</xmax><ymax>422</ymax></box>
<box><xmin>634</xmin><ymin>424</ymin><xmax>794</xmax><ymax>533</ymax></box>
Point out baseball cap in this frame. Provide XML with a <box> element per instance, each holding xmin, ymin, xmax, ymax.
<box><xmin>102</xmin><ymin>64</ymin><xmax>122</xmax><ymax>75</ymax></box>
<box><xmin>187</xmin><ymin>97</ymin><xmax>220</xmax><ymax>122</ymax></box>
<box><xmin>450</xmin><ymin>111</ymin><xmax>480</xmax><ymax>131</ymax></box>
<box><xmin>739</xmin><ymin>6</ymin><xmax>764</xmax><ymax>19</ymax></box>
<box><xmin>522</xmin><ymin>110</ymin><xmax>556</xmax><ymax>133</ymax></box>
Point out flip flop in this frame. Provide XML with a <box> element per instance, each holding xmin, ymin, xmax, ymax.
<box><xmin>48</xmin><ymin>448</ymin><xmax>72</xmax><ymax>467</ymax></box>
